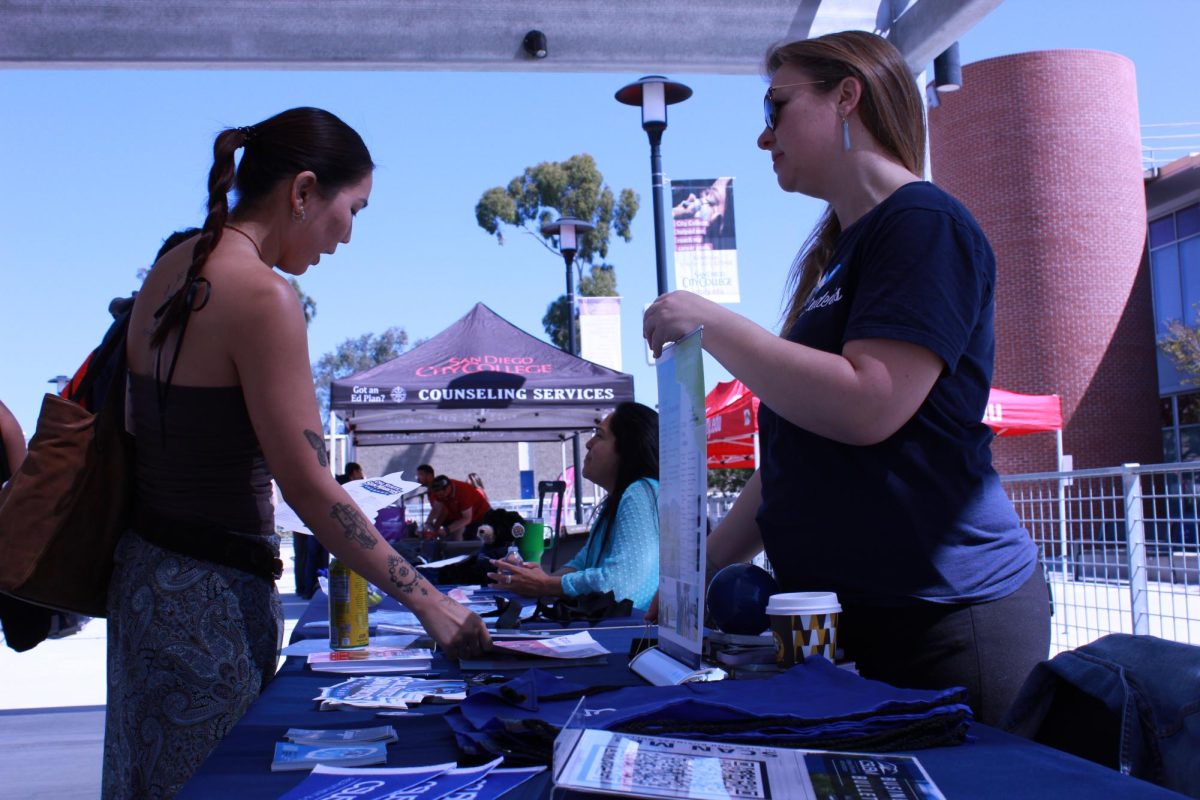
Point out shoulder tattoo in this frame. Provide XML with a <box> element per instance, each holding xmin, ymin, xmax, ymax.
<box><xmin>303</xmin><ymin>429</ymin><xmax>329</xmax><ymax>467</ymax></box>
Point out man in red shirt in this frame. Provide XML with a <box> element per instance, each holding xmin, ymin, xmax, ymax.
<box><xmin>428</xmin><ymin>475</ymin><xmax>492</xmax><ymax>541</ymax></box>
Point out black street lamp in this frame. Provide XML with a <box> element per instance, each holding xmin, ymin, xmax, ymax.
<box><xmin>541</xmin><ymin>216</ymin><xmax>595</xmax><ymax>525</ymax></box>
<box><xmin>615</xmin><ymin>75</ymin><xmax>693</xmax><ymax>297</ymax></box>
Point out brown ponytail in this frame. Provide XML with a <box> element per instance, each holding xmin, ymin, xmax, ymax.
<box><xmin>149</xmin><ymin>127</ymin><xmax>246</xmax><ymax>348</ymax></box>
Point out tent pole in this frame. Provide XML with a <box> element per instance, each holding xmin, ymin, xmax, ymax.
<box><xmin>1056</xmin><ymin>428</ymin><xmax>1070</xmax><ymax>626</ymax></box>
<box><xmin>571</xmin><ymin>434</ymin><xmax>584</xmax><ymax>525</ymax></box>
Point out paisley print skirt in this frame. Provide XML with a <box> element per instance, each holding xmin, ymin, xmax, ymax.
<box><xmin>102</xmin><ymin>528</ymin><xmax>282</xmax><ymax>799</ymax></box>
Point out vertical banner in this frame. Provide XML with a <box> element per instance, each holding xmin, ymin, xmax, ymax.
<box><xmin>578</xmin><ymin>296</ymin><xmax>623</xmax><ymax>371</ymax></box>
<box><xmin>670</xmin><ymin>177</ymin><xmax>740</xmax><ymax>303</ymax></box>
<box><xmin>655</xmin><ymin>328</ymin><xmax>708</xmax><ymax>667</ymax></box>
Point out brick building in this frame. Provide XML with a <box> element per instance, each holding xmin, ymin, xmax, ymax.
<box><xmin>928</xmin><ymin>50</ymin><xmax>1161</xmax><ymax>473</ymax></box>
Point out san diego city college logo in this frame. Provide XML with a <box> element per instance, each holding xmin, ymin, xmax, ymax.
<box><xmin>390</xmin><ymin>386</ymin><xmax>407</xmax><ymax>403</ymax></box>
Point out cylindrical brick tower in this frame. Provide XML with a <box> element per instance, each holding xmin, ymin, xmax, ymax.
<box><xmin>929</xmin><ymin>50</ymin><xmax>1161</xmax><ymax>473</ymax></box>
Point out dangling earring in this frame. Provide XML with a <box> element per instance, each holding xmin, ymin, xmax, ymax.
<box><xmin>292</xmin><ymin>206</ymin><xmax>306</xmax><ymax>222</ymax></box>
<box><xmin>841</xmin><ymin>116</ymin><xmax>851</xmax><ymax>152</ymax></box>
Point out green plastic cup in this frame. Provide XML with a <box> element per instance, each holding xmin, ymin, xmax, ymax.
<box><xmin>518</xmin><ymin>518</ymin><xmax>545</xmax><ymax>564</ymax></box>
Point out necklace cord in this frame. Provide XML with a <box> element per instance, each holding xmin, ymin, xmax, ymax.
<box><xmin>225</xmin><ymin>224</ymin><xmax>265</xmax><ymax>263</ymax></box>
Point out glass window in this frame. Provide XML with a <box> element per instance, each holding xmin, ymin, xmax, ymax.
<box><xmin>1150</xmin><ymin>215</ymin><xmax>1176</xmax><ymax>249</ymax></box>
<box><xmin>1180</xmin><ymin>393</ymin><xmax>1200</xmax><ymax>425</ymax></box>
<box><xmin>1162</xmin><ymin>396</ymin><xmax>1176</xmax><ymax>426</ymax></box>
<box><xmin>1159</xmin><ymin>349</ymin><xmax>1188</xmax><ymax>396</ymax></box>
<box><xmin>1179</xmin><ymin>203</ymin><xmax>1200</xmax><ymax>240</ymax></box>
<box><xmin>1182</xmin><ymin>236</ymin><xmax>1200</xmax><ymax>313</ymax></box>
<box><xmin>1152</xmin><ymin>246</ymin><xmax>1183</xmax><ymax>333</ymax></box>
<box><xmin>1181</xmin><ymin>425</ymin><xmax>1200</xmax><ymax>462</ymax></box>
<box><xmin>1164</xmin><ymin>428</ymin><xmax>1180</xmax><ymax>463</ymax></box>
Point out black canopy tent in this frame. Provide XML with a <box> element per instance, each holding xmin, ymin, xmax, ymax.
<box><xmin>332</xmin><ymin>302</ymin><xmax>633</xmax><ymax>445</ymax></box>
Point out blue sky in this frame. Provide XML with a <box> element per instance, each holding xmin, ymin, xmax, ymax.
<box><xmin>2</xmin><ymin>0</ymin><xmax>1198</xmax><ymax>436</ymax></box>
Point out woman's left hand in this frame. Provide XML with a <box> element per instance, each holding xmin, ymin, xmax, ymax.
<box><xmin>487</xmin><ymin>559</ymin><xmax>551</xmax><ymax>596</ymax></box>
<box><xmin>643</xmin><ymin>291</ymin><xmax>723</xmax><ymax>358</ymax></box>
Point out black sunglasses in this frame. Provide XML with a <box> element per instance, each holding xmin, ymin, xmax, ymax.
<box><xmin>763</xmin><ymin>80</ymin><xmax>828</xmax><ymax>131</ymax></box>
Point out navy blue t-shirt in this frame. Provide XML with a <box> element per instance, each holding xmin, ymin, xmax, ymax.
<box><xmin>756</xmin><ymin>182</ymin><xmax>1036</xmax><ymax>606</ymax></box>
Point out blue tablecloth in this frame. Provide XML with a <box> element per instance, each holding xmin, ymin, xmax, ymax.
<box><xmin>179</xmin><ymin>593</ymin><xmax>1187</xmax><ymax>799</ymax></box>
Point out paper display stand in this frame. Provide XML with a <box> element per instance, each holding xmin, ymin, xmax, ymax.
<box><xmin>632</xmin><ymin>329</ymin><xmax>710</xmax><ymax>686</ymax></box>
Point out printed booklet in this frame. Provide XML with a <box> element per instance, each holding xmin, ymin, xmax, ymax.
<box><xmin>553</xmin><ymin>729</ymin><xmax>945</xmax><ymax>800</ymax></box>
<box><xmin>271</xmin><ymin>741</ymin><xmax>389</xmax><ymax>772</ymax></box>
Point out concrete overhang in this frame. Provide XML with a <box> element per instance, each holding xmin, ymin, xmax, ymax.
<box><xmin>1</xmin><ymin>0</ymin><xmax>1000</xmax><ymax>74</ymax></box>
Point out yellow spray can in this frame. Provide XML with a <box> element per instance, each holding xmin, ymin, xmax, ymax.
<box><xmin>328</xmin><ymin>558</ymin><xmax>369</xmax><ymax>651</ymax></box>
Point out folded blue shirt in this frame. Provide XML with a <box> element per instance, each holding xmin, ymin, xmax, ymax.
<box><xmin>451</xmin><ymin>656</ymin><xmax>971</xmax><ymax>757</ymax></box>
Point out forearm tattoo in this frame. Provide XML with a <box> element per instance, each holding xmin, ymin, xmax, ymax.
<box><xmin>331</xmin><ymin>502</ymin><xmax>375</xmax><ymax>550</ymax></box>
<box><xmin>303</xmin><ymin>429</ymin><xmax>329</xmax><ymax>467</ymax></box>
<box><xmin>386</xmin><ymin>554</ymin><xmax>429</xmax><ymax>596</ymax></box>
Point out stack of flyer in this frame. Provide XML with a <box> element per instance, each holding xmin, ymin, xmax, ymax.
<box><xmin>316</xmin><ymin>676</ymin><xmax>467</xmax><ymax>710</ymax></box>
<box><xmin>306</xmin><ymin>646</ymin><xmax>433</xmax><ymax>674</ymax></box>
<box><xmin>284</xmin><ymin>726</ymin><xmax>399</xmax><ymax>745</ymax></box>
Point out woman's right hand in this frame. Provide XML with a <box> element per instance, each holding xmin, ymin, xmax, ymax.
<box><xmin>643</xmin><ymin>290</ymin><xmax>725</xmax><ymax>358</ymax></box>
<box><xmin>416</xmin><ymin>597</ymin><xmax>491</xmax><ymax>660</ymax></box>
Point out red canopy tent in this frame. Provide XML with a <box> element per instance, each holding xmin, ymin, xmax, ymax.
<box><xmin>705</xmin><ymin>383</ymin><xmax>1063</xmax><ymax>470</ymax></box>
<box><xmin>705</xmin><ymin>379</ymin><xmax>760</xmax><ymax>469</ymax></box>
<box><xmin>983</xmin><ymin>387</ymin><xmax>1063</xmax><ymax>437</ymax></box>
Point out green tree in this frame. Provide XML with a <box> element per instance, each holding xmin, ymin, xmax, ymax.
<box><xmin>312</xmin><ymin>327</ymin><xmax>410</xmax><ymax>424</ymax></box>
<box><xmin>475</xmin><ymin>153</ymin><xmax>638</xmax><ymax>348</ymax></box>
<box><xmin>708</xmin><ymin>467</ymin><xmax>753</xmax><ymax>494</ymax></box>
<box><xmin>289</xmin><ymin>278</ymin><xmax>318</xmax><ymax>326</ymax></box>
<box><xmin>1160</xmin><ymin>306</ymin><xmax>1200</xmax><ymax>385</ymax></box>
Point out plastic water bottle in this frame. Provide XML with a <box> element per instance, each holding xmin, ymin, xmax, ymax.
<box><xmin>502</xmin><ymin>544</ymin><xmax>523</xmax><ymax>569</ymax></box>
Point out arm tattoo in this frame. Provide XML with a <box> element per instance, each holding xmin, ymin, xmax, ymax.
<box><xmin>303</xmin><ymin>429</ymin><xmax>329</xmax><ymax>468</ymax></box>
<box><xmin>330</xmin><ymin>503</ymin><xmax>376</xmax><ymax>550</ymax></box>
<box><xmin>386</xmin><ymin>555</ymin><xmax>429</xmax><ymax>596</ymax></box>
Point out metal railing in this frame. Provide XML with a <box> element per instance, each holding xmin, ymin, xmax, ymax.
<box><xmin>1143</xmin><ymin>122</ymin><xmax>1200</xmax><ymax>171</ymax></box>
<box><xmin>706</xmin><ymin>463</ymin><xmax>1200</xmax><ymax>656</ymax></box>
<box><xmin>1003</xmin><ymin>463</ymin><xmax>1200</xmax><ymax>654</ymax></box>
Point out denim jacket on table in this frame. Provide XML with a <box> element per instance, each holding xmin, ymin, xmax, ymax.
<box><xmin>1002</xmin><ymin>633</ymin><xmax>1200</xmax><ymax>797</ymax></box>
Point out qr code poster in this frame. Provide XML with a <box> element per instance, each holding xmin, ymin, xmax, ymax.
<box><xmin>596</xmin><ymin>744</ymin><xmax>767</xmax><ymax>799</ymax></box>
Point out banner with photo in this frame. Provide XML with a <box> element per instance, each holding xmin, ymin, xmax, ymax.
<box><xmin>578</xmin><ymin>295</ymin><xmax>622</xmax><ymax>371</ymax></box>
<box><xmin>670</xmin><ymin>177</ymin><xmax>740</xmax><ymax>303</ymax></box>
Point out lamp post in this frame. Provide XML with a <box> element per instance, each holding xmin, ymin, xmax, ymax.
<box><xmin>541</xmin><ymin>216</ymin><xmax>595</xmax><ymax>525</ymax></box>
<box><xmin>615</xmin><ymin>75</ymin><xmax>692</xmax><ymax>297</ymax></box>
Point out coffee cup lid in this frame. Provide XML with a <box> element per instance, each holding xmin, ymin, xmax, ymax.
<box><xmin>765</xmin><ymin>591</ymin><xmax>841</xmax><ymax>615</ymax></box>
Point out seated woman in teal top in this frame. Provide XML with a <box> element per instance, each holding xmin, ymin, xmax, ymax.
<box><xmin>488</xmin><ymin>402</ymin><xmax>660</xmax><ymax>609</ymax></box>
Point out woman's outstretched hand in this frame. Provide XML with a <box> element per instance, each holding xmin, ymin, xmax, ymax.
<box><xmin>418</xmin><ymin>598</ymin><xmax>491</xmax><ymax>660</ymax></box>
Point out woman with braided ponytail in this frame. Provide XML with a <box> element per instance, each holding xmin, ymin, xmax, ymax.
<box><xmin>106</xmin><ymin>107</ymin><xmax>490</xmax><ymax>798</ymax></box>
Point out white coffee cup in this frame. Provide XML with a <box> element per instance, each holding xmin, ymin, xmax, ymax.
<box><xmin>765</xmin><ymin>591</ymin><xmax>842</xmax><ymax>666</ymax></box>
